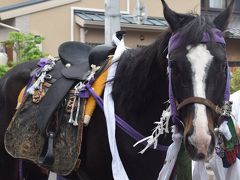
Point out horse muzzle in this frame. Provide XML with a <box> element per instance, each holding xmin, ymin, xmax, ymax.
<box><xmin>184</xmin><ymin>128</ymin><xmax>215</xmax><ymax>160</ymax></box>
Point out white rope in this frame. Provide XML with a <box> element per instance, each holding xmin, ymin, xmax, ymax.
<box><xmin>133</xmin><ymin>105</ymin><xmax>171</xmax><ymax>154</ymax></box>
<box><xmin>157</xmin><ymin>126</ymin><xmax>182</xmax><ymax>180</ymax></box>
<box><xmin>192</xmin><ymin>160</ymin><xmax>208</xmax><ymax>180</ymax></box>
<box><xmin>27</xmin><ymin>58</ymin><xmax>56</xmax><ymax>95</ymax></box>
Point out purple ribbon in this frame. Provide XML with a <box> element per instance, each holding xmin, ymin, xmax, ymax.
<box><xmin>19</xmin><ymin>160</ymin><xmax>23</xmax><ymax>180</ymax></box>
<box><xmin>24</xmin><ymin>58</ymin><xmax>51</xmax><ymax>97</ymax></box>
<box><xmin>168</xmin><ymin>28</ymin><xmax>226</xmax><ymax>53</ymax></box>
<box><xmin>224</xmin><ymin>64</ymin><xmax>231</xmax><ymax>101</ymax></box>
<box><xmin>84</xmin><ymin>83</ymin><xmax>169</xmax><ymax>151</ymax></box>
<box><xmin>37</xmin><ymin>58</ymin><xmax>51</xmax><ymax>67</ymax></box>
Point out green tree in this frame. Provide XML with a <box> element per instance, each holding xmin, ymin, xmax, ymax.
<box><xmin>0</xmin><ymin>65</ymin><xmax>11</xmax><ymax>77</ymax></box>
<box><xmin>9</xmin><ymin>32</ymin><xmax>45</xmax><ymax>62</ymax></box>
<box><xmin>231</xmin><ymin>67</ymin><xmax>240</xmax><ymax>93</ymax></box>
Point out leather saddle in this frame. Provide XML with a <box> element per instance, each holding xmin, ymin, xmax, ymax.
<box><xmin>36</xmin><ymin>42</ymin><xmax>115</xmax><ymax>166</ymax></box>
<box><xmin>38</xmin><ymin>41</ymin><xmax>115</xmax><ymax>135</ymax></box>
<box><xmin>59</xmin><ymin>41</ymin><xmax>115</xmax><ymax>80</ymax></box>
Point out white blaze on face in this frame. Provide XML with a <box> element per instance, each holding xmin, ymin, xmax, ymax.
<box><xmin>186</xmin><ymin>44</ymin><xmax>213</xmax><ymax>153</ymax></box>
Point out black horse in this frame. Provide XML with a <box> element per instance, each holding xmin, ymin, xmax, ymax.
<box><xmin>0</xmin><ymin>0</ymin><xmax>235</xmax><ymax>179</ymax></box>
<box><xmin>0</xmin><ymin>60</ymin><xmax>50</xmax><ymax>180</ymax></box>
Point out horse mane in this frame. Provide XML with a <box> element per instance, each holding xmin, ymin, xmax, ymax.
<box><xmin>112</xmin><ymin>30</ymin><xmax>172</xmax><ymax>117</ymax></box>
<box><xmin>178</xmin><ymin>14</ymin><xmax>217</xmax><ymax>47</ymax></box>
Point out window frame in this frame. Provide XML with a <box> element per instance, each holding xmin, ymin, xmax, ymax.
<box><xmin>201</xmin><ymin>0</ymin><xmax>240</xmax><ymax>13</ymax></box>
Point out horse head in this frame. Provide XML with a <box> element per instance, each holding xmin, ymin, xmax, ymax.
<box><xmin>162</xmin><ymin>0</ymin><xmax>235</xmax><ymax>160</ymax></box>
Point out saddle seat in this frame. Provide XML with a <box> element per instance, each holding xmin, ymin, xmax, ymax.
<box><xmin>59</xmin><ymin>41</ymin><xmax>115</xmax><ymax>80</ymax></box>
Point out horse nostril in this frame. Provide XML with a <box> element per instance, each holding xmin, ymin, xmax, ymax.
<box><xmin>197</xmin><ymin>153</ymin><xmax>205</xmax><ymax>160</ymax></box>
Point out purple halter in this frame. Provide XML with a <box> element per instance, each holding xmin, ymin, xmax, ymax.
<box><xmin>168</xmin><ymin>28</ymin><xmax>226</xmax><ymax>53</ymax></box>
<box><xmin>168</xmin><ymin>28</ymin><xmax>230</xmax><ymax>128</ymax></box>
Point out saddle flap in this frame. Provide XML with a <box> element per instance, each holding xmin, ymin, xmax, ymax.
<box><xmin>37</xmin><ymin>77</ymin><xmax>75</xmax><ymax>136</ymax></box>
<box><xmin>59</xmin><ymin>41</ymin><xmax>92</xmax><ymax>80</ymax></box>
<box><xmin>58</xmin><ymin>41</ymin><xmax>92</xmax><ymax>65</ymax></box>
<box><xmin>61</xmin><ymin>61</ymin><xmax>90</xmax><ymax>80</ymax></box>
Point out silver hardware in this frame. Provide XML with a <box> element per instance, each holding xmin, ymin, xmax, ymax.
<box><xmin>73</xmin><ymin>97</ymin><xmax>81</xmax><ymax>126</ymax></box>
<box><xmin>68</xmin><ymin>95</ymin><xmax>76</xmax><ymax>124</ymax></box>
<box><xmin>44</xmin><ymin>74</ymin><xmax>52</xmax><ymax>80</ymax></box>
<box><xmin>221</xmin><ymin>101</ymin><xmax>232</xmax><ymax>117</ymax></box>
<box><xmin>65</xmin><ymin>63</ymin><xmax>71</xmax><ymax>68</ymax></box>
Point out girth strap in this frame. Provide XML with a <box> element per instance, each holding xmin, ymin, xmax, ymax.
<box><xmin>177</xmin><ymin>97</ymin><xmax>222</xmax><ymax>115</ymax></box>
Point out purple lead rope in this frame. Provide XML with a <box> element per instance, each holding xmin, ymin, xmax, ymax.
<box><xmin>224</xmin><ymin>64</ymin><xmax>230</xmax><ymax>101</ymax></box>
<box><xmin>84</xmin><ymin>83</ymin><xmax>169</xmax><ymax>151</ymax></box>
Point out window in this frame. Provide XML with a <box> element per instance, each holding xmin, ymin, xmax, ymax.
<box><xmin>209</xmin><ymin>0</ymin><xmax>226</xmax><ymax>9</ymax></box>
<box><xmin>201</xmin><ymin>0</ymin><xmax>205</xmax><ymax>6</ymax></box>
<box><xmin>201</xmin><ymin>0</ymin><xmax>240</xmax><ymax>12</ymax></box>
<box><xmin>235</xmin><ymin>0</ymin><xmax>240</xmax><ymax>11</ymax></box>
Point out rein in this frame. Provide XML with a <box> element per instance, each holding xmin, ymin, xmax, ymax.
<box><xmin>84</xmin><ymin>82</ymin><xmax>169</xmax><ymax>151</ymax></box>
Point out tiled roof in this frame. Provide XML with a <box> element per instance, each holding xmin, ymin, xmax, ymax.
<box><xmin>75</xmin><ymin>10</ymin><xmax>168</xmax><ymax>27</ymax></box>
<box><xmin>201</xmin><ymin>11</ymin><xmax>240</xmax><ymax>39</ymax></box>
<box><xmin>225</xmin><ymin>15</ymin><xmax>240</xmax><ymax>39</ymax></box>
<box><xmin>225</xmin><ymin>28</ymin><xmax>240</xmax><ymax>39</ymax></box>
<box><xmin>0</xmin><ymin>0</ymin><xmax>47</xmax><ymax>13</ymax></box>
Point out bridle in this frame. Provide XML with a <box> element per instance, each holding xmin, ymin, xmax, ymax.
<box><xmin>168</xmin><ymin>28</ymin><xmax>231</xmax><ymax>130</ymax></box>
<box><xmin>177</xmin><ymin>97</ymin><xmax>223</xmax><ymax>115</ymax></box>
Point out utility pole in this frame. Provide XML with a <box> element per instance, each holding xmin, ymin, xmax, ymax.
<box><xmin>105</xmin><ymin>0</ymin><xmax>121</xmax><ymax>45</ymax></box>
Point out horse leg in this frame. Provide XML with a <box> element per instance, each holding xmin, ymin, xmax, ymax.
<box><xmin>0</xmin><ymin>99</ymin><xmax>20</xmax><ymax>180</ymax></box>
<box><xmin>23</xmin><ymin>161</ymin><xmax>49</xmax><ymax>180</ymax></box>
<box><xmin>0</xmin><ymin>148</ymin><xmax>19</xmax><ymax>180</ymax></box>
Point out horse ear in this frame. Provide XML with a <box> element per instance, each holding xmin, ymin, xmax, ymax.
<box><xmin>213</xmin><ymin>0</ymin><xmax>235</xmax><ymax>31</ymax></box>
<box><xmin>161</xmin><ymin>0</ymin><xmax>189</xmax><ymax>32</ymax></box>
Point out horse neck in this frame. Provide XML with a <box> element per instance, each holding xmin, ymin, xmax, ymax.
<box><xmin>112</xmin><ymin>39</ymin><xmax>170</xmax><ymax>135</ymax></box>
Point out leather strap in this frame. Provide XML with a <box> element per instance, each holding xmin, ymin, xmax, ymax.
<box><xmin>177</xmin><ymin>97</ymin><xmax>223</xmax><ymax>115</ymax></box>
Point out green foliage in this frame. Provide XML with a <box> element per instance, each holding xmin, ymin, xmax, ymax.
<box><xmin>0</xmin><ymin>64</ymin><xmax>11</xmax><ymax>77</ymax></box>
<box><xmin>231</xmin><ymin>67</ymin><xmax>240</xmax><ymax>93</ymax></box>
<box><xmin>8</xmin><ymin>32</ymin><xmax>45</xmax><ymax>62</ymax></box>
<box><xmin>0</xmin><ymin>32</ymin><xmax>45</xmax><ymax>77</ymax></box>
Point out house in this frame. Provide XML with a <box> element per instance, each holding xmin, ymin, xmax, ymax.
<box><xmin>201</xmin><ymin>0</ymin><xmax>240</xmax><ymax>67</ymax></box>
<box><xmin>0</xmin><ymin>0</ymin><xmax>200</xmax><ymax>57</ymax></box>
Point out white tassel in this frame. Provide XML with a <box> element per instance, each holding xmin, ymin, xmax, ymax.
<box><xmin>209</xmin><ymin>152</ymin><xmax>226</xmax><ymax>180</ymax></box>
<box><xmin>133</xmin><ymin>106</ymin><xmax>171</xmax><ymax>153</ymax></box>
<box><xmin>192</xmin><ymin>161</ymin><xmax>208</xmax><ymax>180</ymax></box>
<box><xmin>27</xmin><ymin>59</ymin><xmax>55</xmax><ymax>95</ymax></box>
<box><xmin>219</xmin><ymin>121</ymin><xmax>232</xmax><ymax>141</ymax></box>
<box><xmin>27</xmin><ymin>72</ymin><xmax>46</xmax><ymax>95</ymax></box>
<box><xmin>157</xmin><ymin>126</ymin><xmax>182</xmax><ymax>180</ymax></box>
